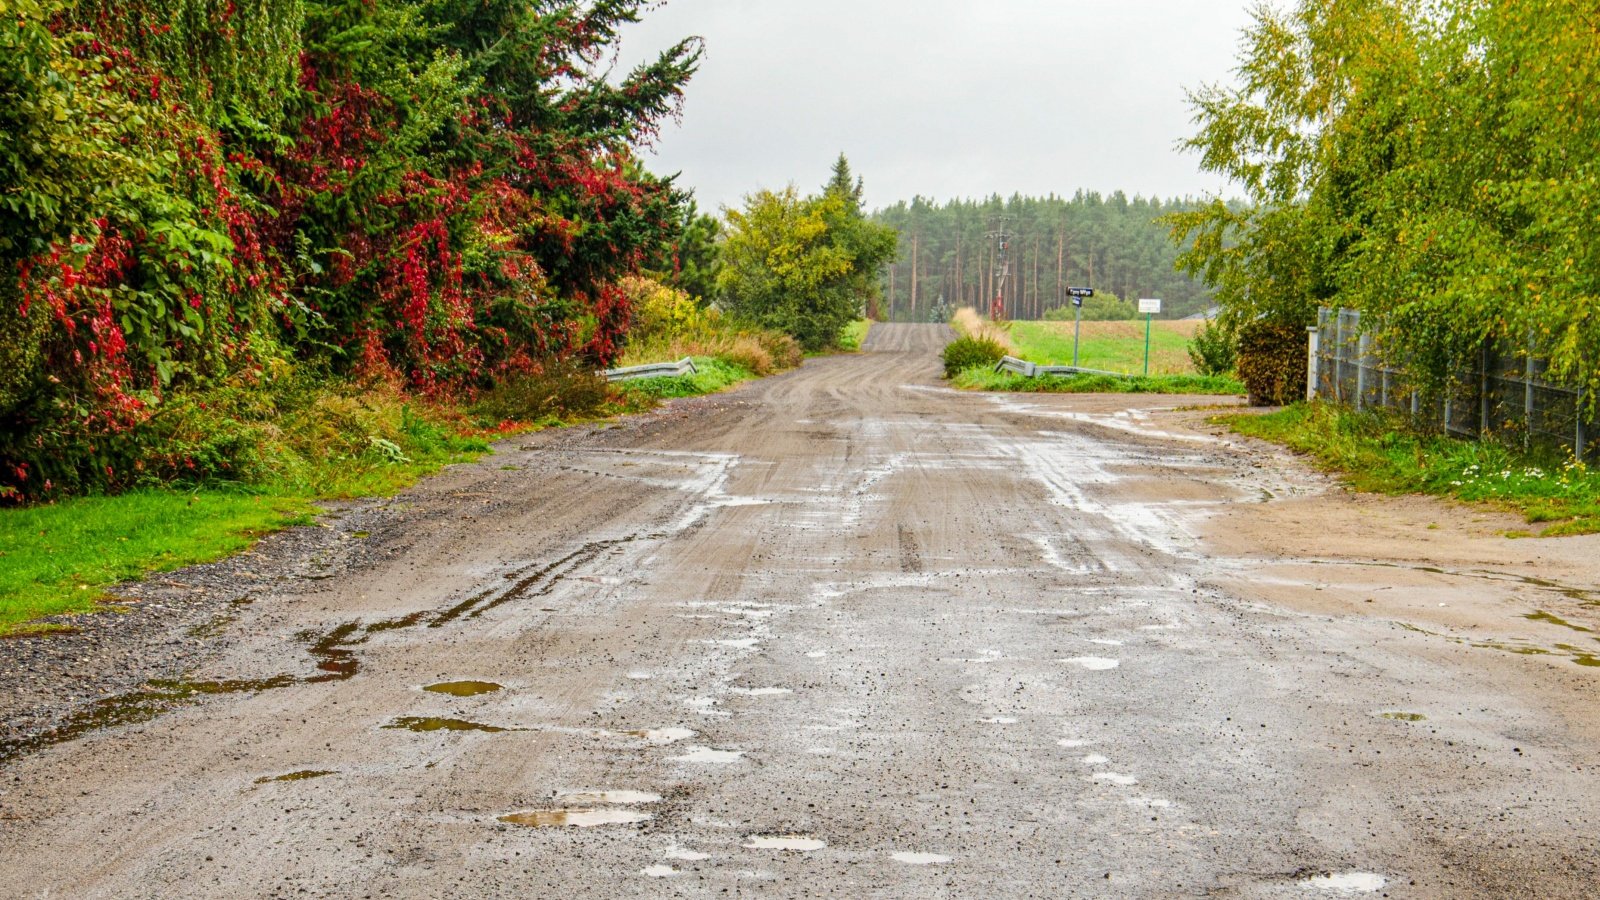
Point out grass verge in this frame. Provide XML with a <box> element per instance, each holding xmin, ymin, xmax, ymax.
<box><xmin>837</xmin><ymin>319</ymin><xmax>872</xmax><ymax>352</ymax></box>
<box><xmin>0</xmin><ymin>352</ymin><xmax>773</xmax><ymax>634</ymax></box>
<box><xmin>1009</xmin><ymin>319</ymin><xmax>1201</xmax><ymax>374</ymax></box>
<box><xmin>1225</xmin><ymin>402</ymin><xmax>1600</xmax><ymax>537</ymax></box>
<box><xmin>953</xmin><ymin>367</ymin><xmax>1245</xmax><ymax>396</ymax></box>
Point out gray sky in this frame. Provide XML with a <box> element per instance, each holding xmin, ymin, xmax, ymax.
<box><xmin>616</xmin><ymin>0</ymin><xmax>1256</xmax><ymax>213</ymax></box>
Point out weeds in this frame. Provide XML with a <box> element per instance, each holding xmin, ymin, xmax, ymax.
<box><xmin>1227</xmin><ymin>402</ymin><xmax>1600</xmax><ymax>536</ymax></box>
<box><xmin>954</xmin><ymin>368</ymin><xmax>1245</xmax><ymax>395</ymax></box>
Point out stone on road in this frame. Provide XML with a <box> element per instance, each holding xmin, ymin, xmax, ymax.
<box><xmin>1</xmin><ymin>324</ymin><xmax>1597</xmax><ymax>898</ymax></box>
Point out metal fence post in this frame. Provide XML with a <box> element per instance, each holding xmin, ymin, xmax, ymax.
<box><xmin>1356</xmin><ymin>333</ymin><xmax>1370</xmax><ymax>412</ymax></box>
<box><xmin>1306</xmin><ymin>327</ymin><xmax>1320</xmax><ymax>402</ymax></box>
<box><xmin>1334</xmin><ymin>310</ymin><xmax>1346</xmax><ymax>403</ymax></box>
<box><xmin>1578</xmin><ymin>392</ymin><xmax>1589</xmax><ymax>462</ymax></box>
<box><xmin>1524</xmin><ymin>344</ymin><xmax>1535</xmax><ymax>452</ymax></box>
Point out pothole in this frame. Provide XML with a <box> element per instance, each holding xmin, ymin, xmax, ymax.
<box><xmin>254</xmin><ymin>770</ymin><xmax>336</xmax><ymax>784</ymax></box>
<box><xmin>743</xmin><ymin>835</ymin><xmax>825</xmax><ymax>851</ymax></box>
<box><xmin>557</xmin><ymin>790</ymin><xmax>661</xmax><ymax>805</ymax></box>
<box><xmin>669</xmin><ymin>747</ymin><xmax>744</xmax><ymax>764</ymax></box>
<box><xmin>423</xmin><ymin>681</ymin><xmax>503</xmax><ymax>697</ymax></box>
<box><xmin>626</xmin><ymin>727</ymin><xmax>696</xmax><ymax>745</ymax></box>
<box><xmin>1059</xmin><ymin>657</ymin><xmax>1121</xmax><ymax>670</ymax></box>
<box><xmin>1300</xmin><ymin>871</ymin><xmax>1386</xmax><ymax>893</ymax></box>
<box><xmin>385</xmin><ymin>717</ymin><xmax>511</xmax><ymax>733</ymax></box>
<box><xmin>891</xmin><ymin>851</ymin><xmax>951</xmax><ymax>865</ymax></box>
<box><xmin>499</xmin><ymin>809</ymin><xmax>652</xmax><ymax>828</ymax></box>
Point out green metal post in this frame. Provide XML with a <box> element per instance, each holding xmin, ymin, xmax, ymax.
<box><xmin>1073</xmin><ymin>304</ymin><xmax>1082</xmax><ymax>368</ymax></box>
<box><xmin>1143</xmin><ymin>314</ymin><xmax>1151</xmax><ymax>376</ymax></box>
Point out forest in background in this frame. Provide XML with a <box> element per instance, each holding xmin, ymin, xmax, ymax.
<box><xmin>870</xmin><ymin>192</ymin><xmax>1221</xmax><ymax>322</ymax></box>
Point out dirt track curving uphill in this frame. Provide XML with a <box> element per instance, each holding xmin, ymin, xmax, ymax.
<box><xmin>2</xmin><ymin>323</ymin><xmax>1598</xmax><ymax>898</ymax></box>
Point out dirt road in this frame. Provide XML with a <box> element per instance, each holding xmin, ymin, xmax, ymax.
<box><xmin>3</xmin><ymin>324</ymin><xmax>1599</xmax><ymax>898</ymax></box>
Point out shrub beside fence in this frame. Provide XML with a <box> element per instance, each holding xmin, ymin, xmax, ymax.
<box><xmin>1308</xmin><ymin>308</ymin><xmax>1594</xmax><ymax>462</ymax></box>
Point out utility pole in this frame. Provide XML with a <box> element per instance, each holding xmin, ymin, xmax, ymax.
<box><xmin>986</xmin><ymin>217</ymin><xmax>1012</xmax><ymax>322</ymax></box>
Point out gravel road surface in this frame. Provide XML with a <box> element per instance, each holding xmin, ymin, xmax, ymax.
<box><xmin>2</xmin><ymin>323</ymin><xmax>1598</xmax><ymax>898</ymax></box>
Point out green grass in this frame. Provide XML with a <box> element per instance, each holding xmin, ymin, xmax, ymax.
<box><xmin>954</xmin><ymin>367</ymin><xmax>1245</xmax><ymax>395</ymax></box>
<box><xmin>0</xmin><ymin>491</ymin><xmax>315</xmax><ymax>633</ymax></box>
<box><xmin>614</xmin><ymin>356</ymin><xmax>756</xmax><ymax>402</ymax></box>
<box><xmin>1227</xmin><ymin>402</ymin><xmax>1600</xmax><ymax>536</ymax></box>
<box><xmin>1009</xmin><ymin>320</ymin><xmax>1201</xmax><ymax>374</ymax></box>
<box><xmin>0</xmin><ymin>350</ymin><xmax>777</xmax><ymax>635</ymax></box>
<box><xmin>837</xmin><ymin>319</ymin><xmax>872</xmax><ymax>352</ymax></box>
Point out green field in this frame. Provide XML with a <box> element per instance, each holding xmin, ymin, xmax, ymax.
<box><xmin>1009</xmin><ymin>320</ymin><xmax>1202</xmax><ymax>374</ymax></box>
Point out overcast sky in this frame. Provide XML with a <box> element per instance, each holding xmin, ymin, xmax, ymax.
<box><xmin>615</xmin><ymin>0</ymin><xmax>1257</xmax><ymax>213</ymax></box>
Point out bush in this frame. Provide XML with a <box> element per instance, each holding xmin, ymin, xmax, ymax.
<box><xmin>468</xmin><ymin>360</ymin><xmax>614</xmax><ymax>425</ymax></box>
<box><xmin>1187</xmin><ymin>317</ymin><xmax>1238</xmax><ymax>376</ymax></box>
<box><xmin>1236</xmin><ymin>321</ymin><xmax>1308</xmax><ymax>405</ymax></box>
<box><xmin>942</xmin><ymin>335</ymin><xmax>1008</xmax><ymax>378</ymax></box>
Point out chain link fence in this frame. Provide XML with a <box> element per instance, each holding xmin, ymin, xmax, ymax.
<box><xmin>1309</xmin><ymin>308</ymin><xmax>1594</xmax><ymax>462</ymax></box>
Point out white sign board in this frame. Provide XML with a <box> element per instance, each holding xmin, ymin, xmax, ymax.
<box><xmin>1138</xmin><ymin>298</ymin><xmax>1162</xmax><ymax>314</ymax></box>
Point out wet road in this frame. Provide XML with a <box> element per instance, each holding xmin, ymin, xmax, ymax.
<box><xmin>2</xmin><ymin>324</ymin><xmax>1599</xmax><ymax>898</ymax></box>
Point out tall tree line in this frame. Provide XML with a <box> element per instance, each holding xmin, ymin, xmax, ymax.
<box><xmin>870</xmin><ymin>192</ymin><xmax>1219</xmax><ymax>321</ymax></box>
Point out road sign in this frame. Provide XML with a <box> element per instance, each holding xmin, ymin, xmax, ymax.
<box><xmin>1138</xmin><ymin>298</ymin><xmax>1162</xmax><ymax>314</ymax></box>
<box><xmin>1067</xmin><ymin>287</ymin><xmax>1094</xmax><ymax>298</ymax></box>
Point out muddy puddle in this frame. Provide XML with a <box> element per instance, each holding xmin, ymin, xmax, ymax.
<box><xmin>385</xmin><ymin>717</ymin><xmax>512</xmax><ymax>733</ymax></box>
<box><xmin>744</xmin><ymin>835</ymin><xmax>826</xmax><ymax>851</ymax></box>
<box><xmin>1379</xmin><ymin>712</ymin><xmax>1427</xmax><ymax>722</ymax></box>
<box><xmin>423</xmin><ymin>681</ymin><xmax>503</xmax><ymax>697</ymax></box>
<box><xmin>1300</xmin><ymin>871</ymin><xmax>1386</xmax><ymax>892</ymax></box>
<box><xmin>625</xmin><ymin>727</ymin><xmax>696</xmax><ymax>745</ymax></box>
<box><xmin>255</xmin><ymin>770</ymin><xmax>336</xmax><ymax>784</ymax></box>
<box><xmin>499</xmin><ymin>809</ymin><xmax>651</xmax><ymax>828</ymax></box>
<box><xmin>669</xmin><ymin>746</ymin><xmax>744</xmax><ymax>764</ymax></box>
<box><xmin>891</xmin><ymin>852</ymin><xmax>951</xmax><ymax>865</ymax></box>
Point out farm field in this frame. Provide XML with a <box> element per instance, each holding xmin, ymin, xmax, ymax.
<box><xmin>1008</xmin><ymin>319</ymin><xmax>1202</xmax><ymax>374</ymax></box>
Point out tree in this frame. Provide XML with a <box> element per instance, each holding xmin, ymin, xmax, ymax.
<box><xmin>718</xmin><ymin>171</ymin><xmax>897</xmax><ymax>351</ymax></box>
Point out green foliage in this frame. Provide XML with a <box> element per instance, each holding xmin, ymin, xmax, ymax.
<box><xmin>953</xmin><ymin>368</ymin><xmax>1244</xmax><ymax>396</ymax></box>
<box><xmin>942</xmin><ymin>335</ymin><xmax>1007</xmax><ymax>378</ymax></box>
<box><xmin>468</xmin><ymin>362</ymin><xmax>615</xmax><ymax>427</ymax></box>
<box><xmin>614</xmin><ymin>357</ymin><xmax>753</xmax><ymax>402</ymax></box>
<box><xmin>1008</xmin><ymin>320</ymin><xmax>1199</xmax><ymax>375</ymax></box>
<box><xmin>718</xmin><ymin>163</ymin><xmax>898</xmax><ymax>351</ymax></box>
<box><xmin>837</xmin><ymin>319</ymin><xmax>872</xmax><ymax>352</ymax></box>
<box><xmin>1228</xmin><ymin>403</ymin><xmax>1600</xmax><ymax>536</ymax></box>
<box><xmin>0</xmin><ymin>490</ymin><xmax>316</xmax><ymax>632</ymax></box>
<box><xmin>1236</xmin><ymin>320</ymin><xmax>1307</xmax><ymax>406</ymax></box>
<box><xmin>1173</xmin><ymin>0</ymin><xmax>1600</xmax><ymax>411</ymax></box>
<box><xmin>1041</xmin><ymin>291</ymin><xmax>1138</xmax><ymax>322</ymax></box>
<box><xmin>874</xmin><ymin>192</ymin><xmax>1218</xmax><ymax>322</ymax></box>
<box><xmin>1187</xmin><ymin>317</ymin><xmax>1238</xmax><ymax>376</ymax></box>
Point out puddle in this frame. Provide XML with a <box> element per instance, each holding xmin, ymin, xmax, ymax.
<box><xmin>1058</xmin><ymin>739</ymin><xmax>1089</xmax><ymax>748</ymax></box>
<box><xmin>891</xmin><ymin>852</ymin><xmax>951</xmax><ymax>865</ymax></box>
<box><xmin>627</xmin><ymin>727</ymin><xmax>697</xmax><ymax>745</ymax></box>
<box><xmin>1088</xmin><ymin>639</ymin><xmax>1125</xmax><ymax>647</ymax></box>
<box><xmin>423</xmin><ymin>681</ymin><xmax>504</xmax><ymax>697</ymax></box>
<box><xmin>384</xmin><ymin>717</ymin><xmax>511</xmax><ymax>733</ymax></box>
<box><xmin>1060</xmin><ymin>657</ymin><xmax>1121</xmax><ymax>671</ymax></box>
<box><xmin>744</xmin><ymin>835</ymin><xmax>826</xmax><ymax>852</ymax></box>
<box><xmin>1082</xmin><ymin>754</ymin><xmax>1110</xmax><ymax>765</ymax></box>
<box><xmin>499</xmin><ymin>809</ymin><xmax>652</xmax><ymax>828</ymax></box>
<box><xmin>1300</xmin><ymin>871</ymin><xmax>1386</xmax><ymax>892</ymax></box>
<box><xmin>558</xmin><ymin>790</ymin><xmax>662</xmax><ymax>805</ymax></box>
<box><xmin>1093</xmin><ymin>773</ymin><xmax>1138</xmax><ymax>786</ymax></box>
<box><xmin>665</xmin><ymin>846</ymin><xmax>711</xmax><ymax>861</ymax></box>
<box><xmin>670</xmin><ymin>747</ymin><xmax>745</xmax><ymax>764</ymax></box>
<box><xmin>805</xmin><ymin>650</ymin><xmax>828</xmax><ymax>659</ymax></box>
<box><xmin>1127</xmin><ymin>797</ymin><xmax>1173</xmax><ymax>809</ymax></box>
<box><xmin>714</xmin><ymin>638</ymin><xmax>761</xmax><ymax>650</ymax></box>
<box><xmin>1379</xmin><ymin>712</ymin><xmax>1427</xmax><ymax>722</ymax></box>
<box><xmin>254</xmin><ymin>770</ymin><xmax>336</xmax><ymax>784</ymax></box>
<box><xmin>641</xmin><ymin>865</ymin><xmax>678</xmax><ymax>878</ymax></box>
<box><xmin>1525</xmin><ymin>611</ymin><xmax>1593</xmax><ymax>633</ymax></box>
<box><xmin>627</xmin><ymin>671</ymin><xmax>654</xmax><ymax>680</ymax></box>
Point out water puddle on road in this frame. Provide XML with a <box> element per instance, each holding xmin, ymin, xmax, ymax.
<box><xmin>1524</xmin><ymin>611</ymin><xmax>1594</xmax><ymax>633</ymax></box>
<box><xmin>1300</xmin><ymin>871</ymin><xmax>1387</xmax><ymax>892</ymax></box>
<box><xmin>891</xmin><ymin>852</ymin><xmax>952</xmax><ymax>865</ymax></box>
<box><xmin>384</xmin><ymin>717</ymin><xmax>511</xmax><ymax>733</ymax></box>
<box><xmin>254</xmin><ymin>770</ymin><xmax>336</xmax><ymax>784</ymax></box>
<box><xmin>1060</xmin><ymin>657</ymin><xmax>1121</xmax><ymax>671</ymax></box>
<box><xmin>744</xmin><ymin>835</ymin><xmax>826</xmax><ymax>852</ymax></box>
<box><xmin>499</xmin><ymin>809</ymin><xmax>652</xmax><ymax>828</ymax></box>
<box><xmin>641</xmin><ymin>865</ymin><xmax>678</xmax><ymax>878</ymax></box>
<box><xmin>664</xmin><ymin>846</ymin><xmax>711</xmax><ymax>861</ymax></box>
<box><xmin>557</xmin><ymin>790</ymin><xmax>661</xmax><ymax>805</ymax></box>
<box><xmin>669</xmin><ymin>746</ymin><xmax>745</xmax><ymax>764</ymax></box>
<box><xmin>423</xmin><ymin>681</ymin><xmax>504</xmax><ymax>697</ymax></box>
<box><xmin>729</xmin><ymin>687</ymin><xmax>793</xmax><ymax>697</ymax></box>
<box><xmin>1378</xmin><ymin>711</ymin><xmax>1427</xmax><ymax>722</ymax></box>
<box><xmin>1093</xmin><ymin>773</ymin><xmax>1138</xmax><ymax>786</ymax></box>
<box><xmin>626</xmin><ymin>727</ymin><xmax>696</xmax><ymax>745</ymax></box>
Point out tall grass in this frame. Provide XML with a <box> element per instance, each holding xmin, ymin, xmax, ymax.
<box><xmin>951</xmin><ymin>307</ymin><xmax>1015</xmax><ymax>351</ymax></box>
<box><xmin>1229</xmin><ymin>403</ymin><xmax>1600</xmax><ymax>536</ymax></box>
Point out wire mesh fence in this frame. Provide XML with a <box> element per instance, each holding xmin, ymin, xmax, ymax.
<box><xmin>1309</xmin><ymin>308</ymin><xmax>1594</xmax><ymax>462</ymax></box>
